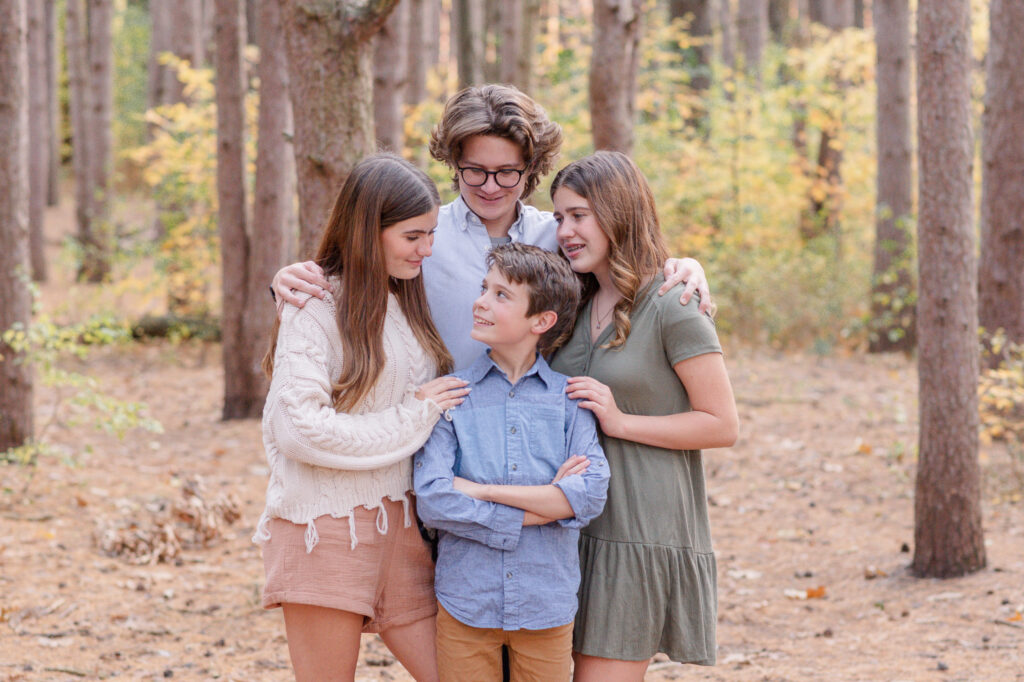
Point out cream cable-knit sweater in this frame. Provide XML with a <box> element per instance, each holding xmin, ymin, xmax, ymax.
<box><xmin>253</xmin><ymin>289</ymin><xmax>442</xmax><ymax>552</ymax></box>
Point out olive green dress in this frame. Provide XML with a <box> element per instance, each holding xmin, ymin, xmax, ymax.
<box><xmin>550</xmin><ymin>276</ymin><xmax>721</xmax><ymax>665</ymax></box>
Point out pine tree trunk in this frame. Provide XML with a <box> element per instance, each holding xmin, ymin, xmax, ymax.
<box><xmin>373</xmin><ymin>0</ymin><xmax>408</xmax><ymax>153</ymax></box>
<box><xmin>245</xmin><ymin>0</ymin><xmax>294</xmax><ymax>417</ymax></box>
<box><xmin>517</xmin><ymin>0</ymin><xmax>540</xmax><ymax>93</ymax></box>
<box><xmin>214</xmin><ymin>0</ymin><xmax>253</xmax><ymax>419</ymax></box>
<box><xmin>853</xmin><ymin>0</ymin><xmax>864</xmax><ymax>27</ymax></box>
<box><xmin>281</xmin><ymin>0</ymin><xmax>400</xmax><ymax>259</ymax></box>
<box><xmin>768</xmin><ymin>0</ymin><xmax>790</xmax><ymax>41</ymax></box>
<box><xmin>590</xmin><ymin>0</ymin><xmax>643</xmax><ymax>154</ymax></box>
<box><xmin>27</xmin><ymin>0</ymin><xmax>48</xmax><ymax>282</ymax></box>
<box><xmin>669</xmin><ymin>0</ymin><xmax>713</xmax><ymax>94</ymax></box>
<box><xmin>150</xmin><ymin>0</ymin><xmax>204</xmax><ymax>109</ymax></box>
<box><xmin>979</xmin><ymin>0</ymin><xmax>1024</xmax><ymax>364</ymax></box>
<box><xmin>869</xmin><ymin>0</ymin><xmax>914</xmax><ymax>353</ymax></box>
<box><xmin>454</xmin><ymin>0</ymin><xmax>484</xmax><ymax>87</ymax></box>
<box><xmin>822</xmin><ymin>0</ymin><xmax>853</xmax><ymax>29</ymax></box>
<box><xmin>0</xmin><ymin>0</ymin><xmax>34</xmax><ymax>451</ymax></box>
<box><xmin>719</xmin><ymin>0</ymin><xmax>736</xmax><ymax>69</ymax></box>
<box><xmin>66</xmin><ymin>0</ymin><xmax>98</xmax><ymax>280</ymax></box>
<box><xmin>405</xmin><ymin>0</ymin><xmax>441</xmax><ymax>105</ymax></box>
<box><xmin>737</xmin><ymin>0</ymin><xmax>767</xmax><ymax>77</ymax></box>
<box><xmin>498</xmin><ymin>0</ymin><xmax>522</xmax><ymax>87</ymax></box>
<box><xmin>83</xmin><ymin>0</ymin><xmax>113</xmax><ymax>283</ymax></box>
<box><xmin>44</xmin><ymin>0</ymin><xmax>59</xmax><ymax>207</ymax></box>
<box><xmin>913</xmin><ymin>0</ymin><xmax>985</xmax><ymax>579</ymax></box>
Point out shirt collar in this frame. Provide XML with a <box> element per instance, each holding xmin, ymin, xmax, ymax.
<box><xmin>452</xmin><ymin>195</ymin><xmax>528</xmax><ymax>240</ymax></box>
<box><xmin>465</xmin><ymin>350</ymin><xmax>557</xmax><ymax>389</ymax></box>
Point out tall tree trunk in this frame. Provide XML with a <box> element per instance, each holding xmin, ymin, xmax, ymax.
<box><xmin>517</xmin><ymin>0</ymin><xmax>540</xmax><ymax>93</ymax></box>
<box><xmin>281</xmin><ymin>0</ymin><xmax>399</xmax><ymax>259</ymax></box>
<box><xmin>821</xmin><ymin>0</ymin><xmax>853</xmax><ymax>29</ymax></box>
<box><xmin>719</xmin><ymin>0</ymin><xmax>736</xmax><ymax>69</ymax></box>
<box><xmin>0</xmin><ymin>0</ymin><xmax>34</xmax><ymax>452</ymax></box>
<box><xmin>737</xmin><ymin>0</ymin><xmax>767</xmax><ymax>77</ymax></box>
<box><xmin>150</xmin><ymin>0</ymin><xmax>204</xmax><ymax>110</ymax></box>
<box><xmin>84</xmin><ymin>0</ymin><xmax>113</xmax><ymax>283</ymax></box>
<box><xmin>807</xmin><ymin>0</ymin><xmax>823</xmax><ymax>23</ymax></box>
<box><xmin>669</xmin><ymin>0</ymin><xmax>713</xmax><ymax>94</ymax></box>
<box><xmin>869</xmin><ymin>0</ymin><xmax>914</xmax><ymax>353</ymax></box>
<box><xmin>482</xmin><ymin>0</ymin><xmax>500</xmax><ymax>82</ymax></box>
<box><xmin>373</xmin><ymin>0</ymin><xmax>408</xmax><ymax>152</ymax></box>
<box><xmin>913</xmin><ymin>0</ymin><xmax>985</xmax><ymax>579</ymax></box>
<box><xmin>768</xmin><ymin>0</ymin><xmax>790</xmax><ymax>41</ymax></box>
<box><xmin>214</xmin><ymin>0</ymin><xmax>252</xmax><ymax>419</ymax></box>
<box><xmin>454</xmin><ymin>0</ymin><xmax>484</xmax><ymax>87</ymax></box>
<box><xmin>27</xmin><ymin>0</ymin><xmax>48</xmax><ymax>281</ymax></box>
<box><xmin>405</xmin><ymin>0</ymin><xmax>441</xmax><ymax>105</ymax></box>
<box><xmin>979</xmin><ymin>0</ymin><xmax>1024</xmax><ymax>364</ymax></box>
<box><xmin>245</xmin><ymin>0</ymin><xmax>294</xmax><ymax>416</ymax></box>
<box><xmin>853</xmin><ymin>0</ymin><xmax>864</xmax><ymax>28</ymax></box>
<box><xmin>44</xmin><ymin>0</ymin><xmax>59</xmax><ymax>206</ymax></box>
<box><xmin>498</xmin><ymin>0</ymin><xmax>523</xmax><ymax>86</ymax></box>
<box><xmin>590</xmin><ymin>0</ymin><xmax>642</xmax><ymax>154</ymax></box>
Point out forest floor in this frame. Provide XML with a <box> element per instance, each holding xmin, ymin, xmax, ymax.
<box><xmin>1</xmin><ymin>205</ymin><xmax>1022</xmax><ymax>681</ymax></box>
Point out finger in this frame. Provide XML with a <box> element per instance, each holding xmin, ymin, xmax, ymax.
<box><xmin>678</xmin><ymin>277</ymin><xmax>698</xmax><ymax>305</ymax></box>
<box><xmin>281</xmin><ymin>275</ymin><xmax>328</xmax><ymax>301</ymax></box>
<box><xmin>281</xmin><ymin>288</ymin><xmax>307</xmax><ymax>308</ymax></box>
<box><xmin>697</xmin><ymin>282</ymin><xmax>712</xmax><ymax>314</ymax></box>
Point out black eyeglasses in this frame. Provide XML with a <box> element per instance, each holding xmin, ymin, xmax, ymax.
<box><xmin>457</xmin><ymin>166</ymin><xmax>526</xmax><ymax>188</ymax></box>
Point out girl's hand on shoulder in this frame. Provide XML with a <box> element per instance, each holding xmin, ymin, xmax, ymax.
<box><xmin>566</xmin><ymin>376</ymin><xmax>626</xmax><ymax>438</ymax></box>
<box><xmin>552</xmin><ymin>454</ymin><xmax>590</xmax><ymax>483</ymax></box>
<box><xmin>415</xmin><ymin>376</ymin><xmax>471</xmax><ymax>411</ymax></box>
<box><xmin>660</xmin><ymin>257</ymin><xmax>712</xmax><ymax>314</ymax></box>
<box><xmin>272</xmin><ymin>261</ymin><xmax>332</xmax><ymax>310</ymax></box>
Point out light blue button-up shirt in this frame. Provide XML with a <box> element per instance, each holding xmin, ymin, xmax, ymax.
<box><xmin>414</xmin><ymin>352</ymin><xmax>609</xmax><ymax>631</ymax></box>
<box><xmin>422</xmin><ymin>196</ymin><xmax>560</xmax><ymax>371</ymax></box>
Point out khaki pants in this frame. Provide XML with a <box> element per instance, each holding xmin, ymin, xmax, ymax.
<box><xmin>436</xmin><ymin>603</ymin><xmax>573</xmax><ymax>682</ymax></box>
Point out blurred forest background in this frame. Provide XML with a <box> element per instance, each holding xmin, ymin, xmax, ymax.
<box><xmin>1</xmin><ymin>0</ymin><xmax>1023</xmax><ymax>677</ymax></box>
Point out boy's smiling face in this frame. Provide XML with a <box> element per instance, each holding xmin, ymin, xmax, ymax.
<box><xmin>471</xmin><ymin>266</ymin><xmax>543</xmax><ymax>351</ymax></box>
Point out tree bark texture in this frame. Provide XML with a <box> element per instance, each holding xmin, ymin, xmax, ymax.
<box><xmin>27</xmin><ymin>0</ymin><xmax>48</xmax><ymax>282</ymax></box>
<box><xmin>669</xmin><ymin>0</ymin><xmax>713</xmax><ymax>94</ymax></box>
<box><xmin>590</xmin><ymin>0</ymin><xmax>643</xmax><ymax>154</ymax></box>
<box><xmin>853</xmin><ymin>0</ymin><xmax>864</xmax><ymax>28</ymax></box>
<box><xmin>498</xmin><ymin>0</ymin><xmax>522</xmax><ymax>86</ymax></box>
<box><xmin>454</xmin><ymin>0</ymin><xmax>484</xmax><ymax>87</ymax></box>
<box><xmin>821</xmin><ymin>0</ymin><xmax>853</xmax><ymax>29</ymax></box>
<box><xmin>737</xmin><ymin>0</ymin><xmax>767</xmax><ymax>77</ymax></box>
<box><xmin>281</xmin><ymin>0</ymin><xmax>399</xmax><ymax>259</ymax></box>
<box><xmin>979</xmin><ymin>0</ymin><xmax>1024</xmax><ymax>359</ymax></box>
<box><xmin>214</xmin><ymin>0</ymin><xmax>253</xmax><ymax>419</ymax></box>
<box><xmin>869</xmin><ymin>0</ymin><xmax>914</xmax><ymax>353</ymax></box>
<box><xmin>84</xmin><ymin>0</ymin><xmax>113</xmax><ymax>283</ymax></box>
<box><xmin>768</xmin><ymin>0</ymin><xmax>790</xmax><ymax>41</ymax></box>
<box><xmin>405</xmin><ymin>0</ymin><xmax>440</xmax><ymax>105</ymax></box>
<box><xmin>149</xmin><ymin>0</ymin><xmax>204</xmax><ymax>109</ymax></box>
<box><xmin>913</xmin><ymin>0</ymin><xmax>985</xmax><ymax>579</ymax></box>
<box><xmin>373</xmin><ymin>0</ymin><xmax>408</xmax><ymax>152</ymax></box>
<box><xmin>719</xmin><ymin>0</ymin><xmax>735</xmax><ymax>69</ymax></box>
<box><xmin>0</xmin><ymin>0</ymin><xmax>34</xmax><ymax>451</ymax></box>
<box><xmin>244</xmin><ymin>0</ymin><xmax>295</xmax><ymax>416</ymax></box>
<box><xmin>44</xmin><ymin>0</ymin><xmax>59</xmax><ymax>206</ymax></box>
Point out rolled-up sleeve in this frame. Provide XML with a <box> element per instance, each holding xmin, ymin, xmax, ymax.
<box><xmin>554</xmin><ymin>404</ymin><xmax>609</xmax><ymax>529</ymax></box>
<box><xmin>414</xmin><ymin>417</ymin><xmax>524</xmax><ymax>550</ymax></box>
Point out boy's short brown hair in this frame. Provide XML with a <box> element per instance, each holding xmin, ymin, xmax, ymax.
<box><xmin>429</xmin><ymin>85</ymin><xmax>563</xmax><ymax>200</ymax></box>
<box><xmin>485</xmin><ymin>243</ymin><xmax>581</xmax><ymax>355</ymax></box>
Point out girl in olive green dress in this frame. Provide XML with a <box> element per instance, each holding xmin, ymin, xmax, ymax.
<box><xmin>548</xmin><ymin>151</ymin><xmax>739</xmax><ymax>682</ymax></box>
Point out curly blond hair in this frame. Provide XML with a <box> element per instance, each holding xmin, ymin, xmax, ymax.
<box><xmin>429</xmin><ymin>84</ymin><xmax>563</xmax><ymax>200</ymax></box>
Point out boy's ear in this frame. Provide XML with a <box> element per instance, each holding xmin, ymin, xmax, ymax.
<box><xmin>531</xmin><ymin>310</ymin><xmax>558</xmax><ymax>336</ymax></box>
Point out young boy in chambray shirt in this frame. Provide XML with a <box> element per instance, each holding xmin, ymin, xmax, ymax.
<box><xmin>414</xmin><ymin>243</ymin><xmax>609</xmax><ymax>682</ymax></box>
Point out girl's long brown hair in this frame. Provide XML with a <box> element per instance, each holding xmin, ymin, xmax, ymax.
<box><xmin>264</xmin><ymin>153</ymin><xmax>452</xmax><ymax>412</ymax></box>
<box><xmin>550</xmin><ymin>151</ymin><xmax>669</xmax><ymax>349</ymax></box>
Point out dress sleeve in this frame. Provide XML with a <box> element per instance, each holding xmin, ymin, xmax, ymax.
<box><xmin>263</xmin><ymin>299</ymin><xmax>442</xmax><ymax>471</ymax></box>
<box><xmin>413</xmin><ymin>416</ymin><xmax>525</xmax><ymax>550</ymax></box>
<box><xmin>658</xmin><ymin>286</ymin><xmax>723</xmax><ymax>366</ymax></box>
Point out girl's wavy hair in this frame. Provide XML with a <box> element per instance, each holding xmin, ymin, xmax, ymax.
<box><xmin>550</xmin><ymin>151</ymin><xmax>669</xmax><ymax>349</ymax></box>
<box><xmin>429</xmin><ymin>84</ymin><xmax>563</xmax><ymax>200</ymax></box>
<box><xmin>263</xmin><ymin>153</ymin><xmax>452</xmax><ymax>411</ymax></box>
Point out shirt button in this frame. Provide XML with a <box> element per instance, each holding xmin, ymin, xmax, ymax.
<box><xmin>415</xmin><ymin>461</ymin><xmax>422</xmax><ymax>468</ymax></box>
<box><xmin>508</xmin><ymin>390</ymin><xmax>515</xmax><ymax>398</ymax></box>
<box><xmin>506</xmin><ymin>572</ymin><xmax>513</xmax><ymax>579</ymax></box>
<box><xmin>510</xmin><ymin>426</ymin><xmax>517</xmax><ymax>434</ymax></box>
<box><xmin>511</xmin><ymin>464</ymin><xmax>518</xmax><ymax>471</ymax></box>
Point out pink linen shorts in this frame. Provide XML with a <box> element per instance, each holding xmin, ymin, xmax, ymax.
<box><xmin>261</xmin><ymin>496</ymin><xmax>436</xmax><ymax>633</ymax></box>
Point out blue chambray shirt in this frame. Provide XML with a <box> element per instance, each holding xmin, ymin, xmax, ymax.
<box><xmin>422</xmin><ymin>196</ymin><xmax>560</xmax><ymax>371</ymax></box>
<box><xmin>414</xmin><ymin>352</ymin><xmax>609</xmax><ymax>631</ymax></box>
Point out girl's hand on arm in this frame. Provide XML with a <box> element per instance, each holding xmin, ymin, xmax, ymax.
<box><xmin>660</xmin><ymin>257</ymin><xmax>712</xmax><ymax>314</ymax></box>
<box><xmin>272</xmin><ymin>261</ymin><xmax>332</xmax><ymax>310</ymax></box>
<box><xmin>551</xmin><ymin>454</ymin><xmax>590</xmax><ymax>483</ymax></box>
<box><xmin>566</xmin><ymin>376</ymin><xmax>627</xmax><ymax>439</ymax></box>
<box><xmin>415</xmin><ymin>377</ymin><xmax>471</xmax><ymax>411</ymax></box>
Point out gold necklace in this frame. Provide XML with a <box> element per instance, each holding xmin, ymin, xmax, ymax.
<box><xmin>593</xmin><ymin>296</ymin><xmax>616</xmax><ymax>330</ymax></box>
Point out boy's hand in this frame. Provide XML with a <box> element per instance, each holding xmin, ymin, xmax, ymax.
<box><xmin>660</xmin><ymin>257</ymin><xmax>711</xmax><ymax>314</ymax></box>
<box><xmin>416</xmin><ymin>377</ymin><xmax>471</xmax><ymax>411</ymax></box>
<box><xmin>272</xmin><ymin>261</ymin><xmax>333</xmax><ymax>311</ymax></box>
<box><xmin>453</xmin><ymin>476</ymin><xmax>489</xmax><ymax>500</ymax></box>
<box><xmin>552</xmin><ymin>454</ymin><xmax>589</xmax><ymax>483</ymax></box>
